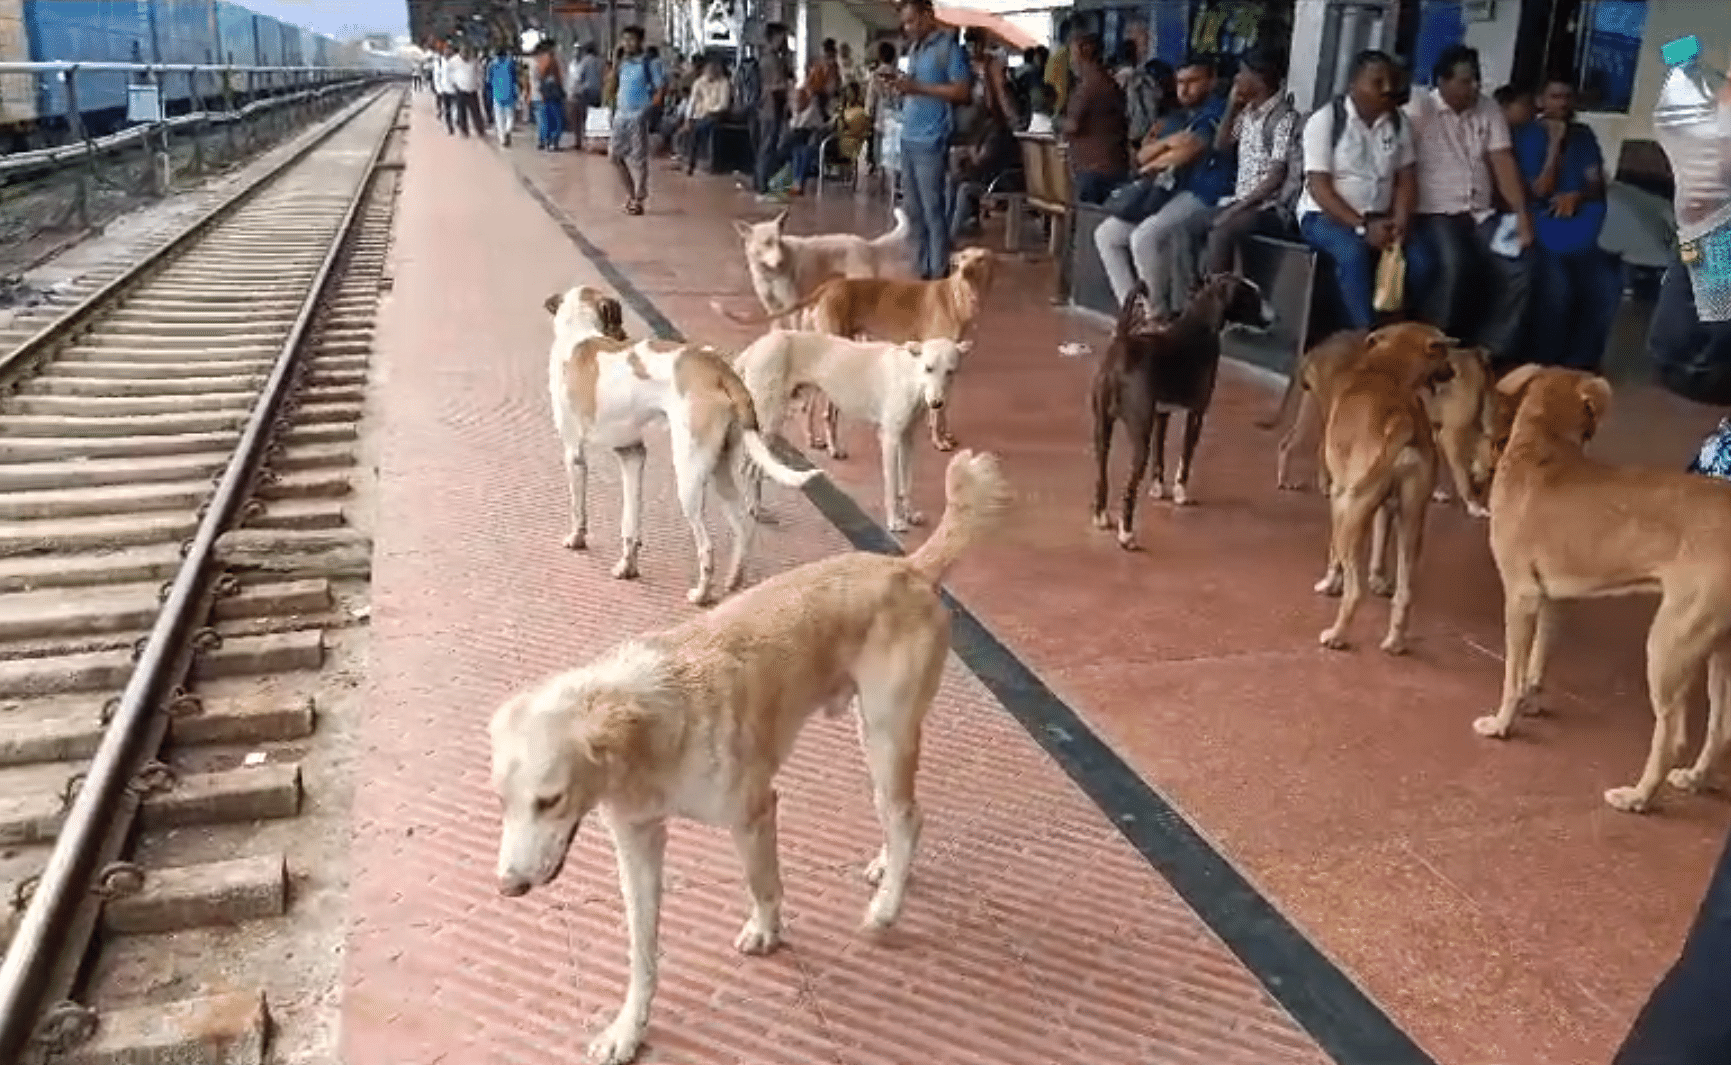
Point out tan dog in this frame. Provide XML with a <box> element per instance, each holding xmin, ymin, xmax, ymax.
<box><xmin>1314</xmin><ymin>322</ymin><xmax>1455</xmax><ymax>654</ymax></box>
<box><xmin>1260</xmin><ymin>329</ymin><xmax>1367</xmax><ymax>492</ymax></box>
<box><xmin>490</xmin><ymin>450</ymin><xmax>1011</xmax><ymax>1065</ymax></box>
<box><xmin>713</xmin><ymin>246</ymin><xmax>996</xmax><ymax>453</ymax></box>
<box><xmin>1472</xmin><ymin>365</ymin><xmax>1731</xmax><ymax>813</ymax></box>
<box><xmin>731</xmin><ymin>329</ymin><xmax>968</xmax><ymax>532</ymax></box>
<box><xmin>544</xmin><ymin>285</ymin><xmax>822</xmax><ymax>605</ymax></box>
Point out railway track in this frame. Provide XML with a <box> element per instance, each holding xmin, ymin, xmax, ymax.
<box><xmin>0</xmin><ymin>85</ymin><xmax>404</xmax><ymax>1064</ymax></box>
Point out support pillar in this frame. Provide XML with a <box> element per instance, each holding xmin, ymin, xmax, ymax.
<box><xmin>1288</xmin><ymin>0</ymin><xmax>1397</xmax><ymax>113</ymax></box>
<box><xmin>794</xmin><ymin>0</ymin><xmax>809</xmax><ymax>82</ymax></box>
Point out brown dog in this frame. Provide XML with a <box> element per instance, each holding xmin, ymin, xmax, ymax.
<box><xmin>1423</xmin><ymin>344</ymin><xmax>1499</xmax><ymax>517</ymax></box>
<box><xmin>713</xmin><ymin>247</ymin><xmax>996</xmax><ymax>453</ymax></box>
<box><xmin>1259</xmin><ymin>329</ymin><xmax>1368</xmax><ymax>492</ymax></box>
<box><xmin>1472</xmin><ymin>365</ymin><xmax>1731</xmax><ymax>813</ymax></box>
<box><xmin>1314</xmin><ymin>322</ymin><xmax>1455</xmax><ymax>654</ymax></box>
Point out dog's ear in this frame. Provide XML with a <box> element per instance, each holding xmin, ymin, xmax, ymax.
<box><xmin>571</xmin><ymin>696</ymin><xmax>648</xmax><ymax>777</ymax></box>
<box><xmin>1495</xmin><ymin>362</ymin><xmax>1546</xmax><ymax>399</ymax></box>
<box><xmin>598</xmin><ymin>297</ymin><xmax>627</xmax><ymax>341</ymax></box>
<box><xmin>544</xmin><ymin>292</ymin><xmax>564</xmax><ymax>316</ymax></box>
<box><xmin>733</xmin><ymin>219</ymin><xmax>754</xmax><ymax>240</ymax></box>
<box><xmin>1578</xmin><ymin>374</ymin><xmax>1613</xmax><ymax>440</ymax></box>
<box><xmin>770</xmin><ymin>208</ymin><xmax>790</xmax><ymax>230</ymax></box>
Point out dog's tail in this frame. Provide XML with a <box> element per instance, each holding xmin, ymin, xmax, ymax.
<box><xmin>907</xmin><ymin>450</ymin><xmax>1011</xmax><ymax>585</ymax></box>
<box><xmin>872</xmin><ymin>207</ymin><xmax>910</xmax><ymax>247</ymax></box>
<box><xmin>710</xmin><ymin>282</ymin><xmax>831</xmax><ymax>329</ymax></box>
<box><xmin>715</xmin><ymin>360</ymin><xmax>823</xmax><ymax>489</ymax></box>
<box><xmin>1256</xmin><ymin>368</ymin><xmax>1303</xmax><ymax>431</ymax></box>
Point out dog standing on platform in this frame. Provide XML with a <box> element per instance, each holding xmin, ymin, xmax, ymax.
<box><xmin>542</xmin><ymin>284</ymin><xmax>822</xmax><ymax>605</ymax></box>
<box><xmin>1089</xmin><ymin>274</ymin><xmax>1274</xmax><ymax>549</ymax></box>
<box><xmin>489</xmin><ymin>450</ymin><xmax>1012</xmax><ymax>1065</ymax></box>
<box><xmin>731</xmin><ymin>329</ymin><xmax>967</xmax><ymax>532</ymax></box>
<box><xmin>1473</xmin><ymin>365</ymin><xmax>1731</xmax><ymax>813</ymax></box>
<box><xmin>714</xmin><ymin>246</ymin><xmax>996</xmax><ymax>454</ymax></box>
<box><xmin>1312</xmin><ymin>322</ymin><xmax>1455</xmax><ymax>655</ymax></box>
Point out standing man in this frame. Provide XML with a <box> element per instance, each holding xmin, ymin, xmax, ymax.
<box><xmin>568</xmin><ymin>43</ymin><xmax>603</xmax><ymax>151</ymax></box>
<box><xmin>447</xmin><ymin>46</ymin><xmax>485</xmax><ymax>138</ymax></box>
<box><xmin>432</xmin><ymin>43</ymin><xmax>455</xmax><ymax>133</ymax></box>
<box><xmin>884</xmin><ymin>0</ymin><xmax>971</xmax><ymax>280</ymax></box>
<box><xmin>610</xmin><ymin>26</ymin><xmax>664</xmax><ymax>216</ymax></box>
<box><xmin>487</xmin><ymin>45</ymin><xmax>519</xmax><ymax>147</ymax></box>
<box><xmin>1403</xmin><ymin>43</ymin><xmax>1533</xmax><ymax>360</ymax></box>
<box><xmin>751</xmin><ymin>22</ymin><xmax>795</xmax><ymax>199</ymax></box>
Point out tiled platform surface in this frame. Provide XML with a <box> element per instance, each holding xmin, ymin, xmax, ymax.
<box><xmin>502</xmin><ymin>130</ymin><xmax>1731</xmax><ymax>1064</ymax></box>
<box><xmin>340</xmin><ymin>103</ymin><xmax>1343</xmax><ymax>1065</ymax></box>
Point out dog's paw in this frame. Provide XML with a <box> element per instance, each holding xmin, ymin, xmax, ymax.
<box><xmin>904</xmin><ymin>509</ymin><xmax>925</xmax><ymax>527</ymax></box>
<box><xmin>1378</xmin><ymin>632</ymin><xmax>1408</xmax><ymax>656</ymax></box>
<box><xmin>1368</xmin><ymin>575</ymin><xmax>1394</xmax><ymax>598</ymax></box>
<box><xmin>1431</xmin><ymin>487</ymin><xmax>1451</xmax><ymax>504</ymax></box>
<box><xmin>733</xmin><ymin>916</ymin><xmax>782</xmax><ymax>955</ymax></box>
<box><xmin>564</xmin><ymin>530</ymin><xmax>588</xmax><ymax>550</ymax></box>
<box><xmin>1171</xmin><ymin>483</ymin><xmax>1193</xmax><ymax>507</ymax></box>
<box><xmin>587</xmin><ymin>1017</ymin><xmax>646</xmax><ymax>1065</ymax></box>
<box><xmin>1147</xmin><ymin>480</ymin><xmax>1166</xmax><ymax>501</ymax></box>
<box><xmin>611</xmin><ymin>558</ymin><xmax>640</xmax><ymax>580</ymax></box>
<box><xmin>1115</xmin><ymin>526</ymin><xmax>1139</xmax><ymax>551</ymax></box>
<box><xmin>931</xmin><ymin>435</ymin><xmax>957</xmax><ymax>453</ymax></box>
<box><xmin>686</xmin><ymin>585</ymin><xmax>715</xmax><ymax>607</ymax></box>
<box><xmin>830</xmin><ymin>445</ymin><xmax>850</xmax><ymax>460</ymax></box>
<box><xmin>1276</xmin><ymin>479</ymin><xmax>1303</xmax><ymax>492</ymax></box>
<box><xmin>1318</xmin><ymin>628</ymin><xmax>1349</xmax><ymax>651</ymax></box>
<box><xmin>862</xmin><ymin>850</ymin><xmax>886</xmax><ymax>886</ymax></box>
<box><xmin>1668</xmin><ymin>767</ymin><xmax>1712</xmax><ymax>793</ymax></box>
<box><xmin>1472</xmin><ymin>714</ymin><xmax>1512</xmax><ymax>738</ymax></box>
<box><xmin>1604</xmin><ymin>785</ymin><xmax>1653</xmax><ymax>814</ymax></box>
<box><xmin>1467</xmin><ymin>501</ymin><xmax>1491</xmax><ymax>520</ymax></box>
<box><xmin>1091</xmin><ymin>510</ymin><xmax>1112</xmax><ymax>531</ymax></box>
<box><xmin>862</xmin><ymin>889</ymin><xmax>900</xmax><ymax>931</ymax></box>
<box><xmin>887</xmin><ymin>516</ymin><xmax>910</xmax><ymax>534</ymax></box>
<box><xmin>1313</xmin><ymin>574</ymin><xmax>1343</xmax><ymax>597</ymax></box>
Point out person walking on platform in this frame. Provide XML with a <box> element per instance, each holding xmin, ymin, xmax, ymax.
<box><xmin>884</xmin><ymin>0</ymin><xmax>971</xmax><ymax>280</ymax></box>
<box><xmin>432</xmin><ymin>45</ymin><xmax>455</xmax><ymax>133</ymax></box>
<box><xmin>568</xmin><ymin>43</ymin><xmax>603</xmax><ymax>151</ymax></box>
<box><xmin>488</xmin><ymin>47</ymin><xmax>520</xmax><ymax>148</ymax></box>
<box><xmin>533</xmin><ymin>42</ymin><xmax>567</xmax><ymax>150</ymax></box>
<box><xmin>447</xmin><ymin>47</ymin><xmax>486</xmax><ymax>138</ymax></box>
<box><xmin>611</xmin><ymin>26</ymin><xmax>665</xmax><ymax>216</ymax></box>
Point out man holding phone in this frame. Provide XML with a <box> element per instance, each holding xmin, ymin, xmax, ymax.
<box><xmin>885</xmin><ymin>0</ymin><xmax>972</xmax><ymax>279</ymax></box>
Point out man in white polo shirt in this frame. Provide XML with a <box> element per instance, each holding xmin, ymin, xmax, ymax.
<box><xmin>1296</xmin><ymin>49</ymin><xmax>1417</xmax><ymax>330</ymax></box>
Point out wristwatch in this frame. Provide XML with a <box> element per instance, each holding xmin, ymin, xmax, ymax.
<box><xmin>1353</xmin><ymin>222</ymin><xmax>1367</xmax><ymax>237</ymax></box>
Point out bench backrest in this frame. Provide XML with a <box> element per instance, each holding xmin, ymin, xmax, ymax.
<box><xmin>1015</xmin><ymin>133</ymin><xmax>1071</xmax><ymax>213</ymax></box>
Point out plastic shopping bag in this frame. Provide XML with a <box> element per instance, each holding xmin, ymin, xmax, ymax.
<box><xmin>1373</xmin><ymin>243</ymin><xmax>1406</xmax><ymax>314</ymax></box>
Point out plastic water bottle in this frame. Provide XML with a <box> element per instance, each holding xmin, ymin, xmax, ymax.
<box><xmin>1653</xmin><ymin>35</ymin><xmax>1731</xmax><ymax>320</ymax></box>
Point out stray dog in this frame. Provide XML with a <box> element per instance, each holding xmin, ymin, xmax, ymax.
<box><xmin>731</xmin><ymin>329</ymin><xmax>968</xmax><ymax>532</ymax></box>
<box><xmin>736</xmin><ymin>207</ymin><xmax>911</xmax><ymax>452</ymax></box>
<box><xmin>1089</xmin><ymin>274</ymin><xmax>1274</xmax><ymax>548</ymax></box>
<box><xmin>713</xmin><ymin>246</ymin><xmax>996</xmax><ymax>453</ymax></box>
<box><xmin>543</xmin><ymin>285</ymin><xmax>823</xmax><ymax>605</ymax></box>
<box><xmin>1262</xmin><ymin>333</ymin><xmax>1499</xmax><ymax>518</ymax></box>
<box><xmin>1473</xmin><ymin>365</ymin><xmax>1731</xmax><ymax>813</ymax></box>
<box><xmin>1313</xmin><ymin>321</ymin><xmax>1455</xmax><ymax>654</ymax></box>
<box><xmin>490</xmin><ymin>450</ymin><xmax>1011</xmax><ymax>1065</ymax></box>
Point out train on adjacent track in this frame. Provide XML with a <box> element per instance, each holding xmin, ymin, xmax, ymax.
<box><xmin>0</xmin><ymin>0</ymin><xmax>402</xmax><ymax>149</ymax></box>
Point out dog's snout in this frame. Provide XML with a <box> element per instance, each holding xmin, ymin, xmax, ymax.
<box><xmin>498</xmin><ymin>875</ymin><xmax>532</xmax><ymax>898</ymax></box>
<box><xmin>928</xmin><ymin>399</ymin><xmax>945</xmax><ymax>410</ymax></box>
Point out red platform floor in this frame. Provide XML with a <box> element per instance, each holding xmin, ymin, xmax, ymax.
<box><xmin>341</xmin><ymin>101</ymin><xmax>1729</xmax><ymax>1065</ymax></box>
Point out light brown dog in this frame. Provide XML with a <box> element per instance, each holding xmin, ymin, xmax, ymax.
<box><xmin>490</xmin><ymin>451</ymin><xmax>1010</xmax><ymax>1065</ymax></box>
<box><xmin>1314</xmin><ymin>322</ymin><xmax>1455</xmax><ymax>654</ymax></box>
<box><xmin>1472</xmin><ymin>365</ymin><xmax>1731</xmax><ymax>813</ymax></box>
<box><xmin>713</xmin><ymin>246</ymin><xmax>996</xmax><ymax>453</ymax></box>
<box><xmin>1260</xmin><ymin>329</ymin><xmax>1368</xmax><ymax>492</ymax></box>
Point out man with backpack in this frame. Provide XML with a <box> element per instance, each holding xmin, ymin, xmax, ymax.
<box><xmin>884</xmin><ymin>0</ymin><xmax>972</xmax><ymax>280</ymax></box>
<box><xmin>1294</xmin><ymin>49</ymin><xmax>1417</xmax><ymax>330</ymax></box>
<box><xmin>748</xmin><ymin>23</ymin><xmax>794</xmax><ymax>198</ymax></box>
<box><xmin>1202</xmin><ymin>47</ymin><xmax>1300</xmax><ymax>274</ymax></box>
<box><xmin>610</xmin><ymin>26</ymin><xmax>664</xmax><ymax>216</ymax></box>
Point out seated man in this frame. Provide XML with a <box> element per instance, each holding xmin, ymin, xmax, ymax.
<box><xmin>1203</xmin><ymin>46</ymin><xmax>1301</xmax><ymax>274</ymax></box>
<box><xmin>1403</xmin><ymin>44</ymin><xmax>1533</xmax><ymax>361</ymax></box>
<box><xmin>1512</xmin><ymin>79</ymin><xmax>1625</xmax><ymax>372</ymax></box>
<box><xmin>1093</xmin><ymin>58</ymin><xmax>1234</xmax><ymax>315</ymax></box>
<box><xmin>950</xmin><ymin>103</ymin><xmax>1019</xmax><ymax>238</ymax></box>
<box><xmin>1296</xmin><ymin>49</ymin><xmax>1416</xmax><ymax>331</ymax></box>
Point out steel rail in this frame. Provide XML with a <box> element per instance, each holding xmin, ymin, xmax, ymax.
<box><xmin>0</xmin><ymin>88</ymin><xmax>404</xmax><ymax>1062</ymax></box>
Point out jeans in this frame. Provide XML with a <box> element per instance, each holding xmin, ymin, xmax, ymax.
<box><xmin>901</xmin><ymin>138</ymin><xmax>951</xmax><ymax>280</ymax></box>
<box><xmin>1648</xmin><ymin>247</ymin><xmax>1731</xmax><ymax>404</ymax></box>
<box><xmin>537</xmin><ymin>97</ymin><xmax>565</xmax><ymax>148</ymax></box>
<box><xmin>684</xmin><ymin>116</ymin><xmax>719</xmax><ymax>173</ymax></box>
<box><xmin>1301</xmin><ymin>212</ymin><xmax>1384</xmax><ymax>330</ymax></box>
<box><xmin>1203</xmin><ymin>203</ymin><xmax>1294</xmax><ymax>275</ymax></box>
<box><xmin>1093</xmin><ymin>191</ymin><xmax>1214</xmax><ymax>314</ymax></box>
<box><xmin>1406</xmin><ymin>213</ymin><xmax>1532</xmax><ymax>359</ymax></box>
<box><xmin>1611</xmin><ymin>819</ymin><xmax>1731</xmax><ymax>1065</ymax></box>
<box><xmin>1527</xmin><ymin>245</ymin><xmax>1624</xmax><ymax>371</ymax></box>
<box><xmin>566</xmin><ymin>97</ymin><xmax>589</xmax><ymax>149</ymax></box>
<box><xmin>1074</xmin><ymin>170</ymin><xmax>1121</xmax><ymax>205</ymax></box>
<box><xmin>751</xmin><ymin>97</ymin><xmax>787</xmax><ymax>193</ymax></box>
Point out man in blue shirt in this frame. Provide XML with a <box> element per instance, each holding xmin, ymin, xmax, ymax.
<box><xmin>610</xmin><ymin>25</ymin><xmax>664</xmax><ymax>216</ymax></box>
<box><xmin>1511</xmin><ymin>79</ymin><xmax>1624</xmax><ymax>371</ymax></box>
<box><xmin>883</xmin><ymin>0</ymin><xmax>971</xmax><ymax>279</ymax></box>
<box><xmin>487</xmin><ymin>47</ymin><xmax>520</xmax><ymax>148</ymax></box>
<box><xmin>1094</xmin><ymin>59</ymin><xmax>1234</xmax><ymax>315</ymax></box>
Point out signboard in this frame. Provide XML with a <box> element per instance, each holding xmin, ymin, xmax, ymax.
<box><xmin>127</xmin><ymin>82</ymin><xmax>164</xmax><ymax>123</ymax></box>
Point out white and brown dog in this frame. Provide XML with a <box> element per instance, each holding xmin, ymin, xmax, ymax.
<box><xmin>731</xmin><ymin>329</ymin><xmax>968</xmax><ymax>532</ymax></box>
<box><xmin>543</xmin><ymin>285</ymin><xmax>822</xmax><ymax>605</ymax></box>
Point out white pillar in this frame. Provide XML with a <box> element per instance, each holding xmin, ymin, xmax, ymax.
<box><xmin>795</xmin><ymin>0</ymin><xmax>809</xmax><ymax>83</ymax></box>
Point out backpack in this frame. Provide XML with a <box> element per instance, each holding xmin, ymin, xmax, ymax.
<box><xmin>1125</xmin><ymin>68</ymin><xmax>1162</xmax><ymax>143</ymax></box>
<box><xmin>733</xmin><ymin>55</ymin><xmax>762</xmax><ymax>113</ymax></box>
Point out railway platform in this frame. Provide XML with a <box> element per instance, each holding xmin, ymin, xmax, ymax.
<box><xmin>340</xmin><ymin>101</ymin><xmax>1730</xmax><ymax>1065</ymax></box>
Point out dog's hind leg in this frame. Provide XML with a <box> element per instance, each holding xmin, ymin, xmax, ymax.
<box><xmin>1672</xmin><ymin>646</ymin><xmax>1731</xmax><ymax>793</ymax></box>
<box><xmin>882</xmin><ymin>424</ymin><xmax>909</xmax><ymax>533</ymax></box>
<box><xmin>672</xmin><ymin>440</ymin><xmax>719</xmax><ymax>606</ymax></box>
<box><xmin>589</xmin><ymin>815</ymin><xmax>668</xmax><ymax>1065</ymax></box>
<box><xmin>1606</xmin><ymin>603</ymin><xmax>1718</xmax><ymax>813</ymax></box>
<box><xmin>1367</xmin><ymin>503</ymin><xmax>1393</xmax><ymax>597</ymax></box>
<box><xmin>1090</xmin><ymin>383</ymin><xmax>1115</xmax><ymax>531</ymax></box>
<box><xmin>729</xmin><ymin>789</ymin><xmax>785</xmax><ymax>955</ymax></box>
<box><xmin>1117</xmin><ymin>403</ymin><xmax>1155</xmax><ymax>550</ymax></box>
<box><xmin>1147</xmin><ymin>411</ymin><xmax>1170</xmax><ymax>500</ymax></box>
<box><xmin>1475</xmin><ymin>583</ymin><xmax>1546</xmax><ymax>739</ymax></box>
<box><xmin>1275</xmin><ymin>393</ymin><xmax>1313</xmax><ymax>491</ymax></box>
<box><xmin>855</xmin><ymin>619</ymin><xmax>946</xmax><ymax>930</ymax></box>
<box><xmin>564</xmin><ymin>442</ymin><xmax>590</xmax><ymax>549</ymax></box>
<box><xmin>1380</xmin><ymin>476</ymin><xmax>1431</xmax><ymax>655</ymax></box>
<box><xmin>1172</xmin><ymin>409</ymin><xmax>1206</xmax><ymax>506</ymax></box>
<box><xmin>1318</xmin><ymin>485</ymin><xmax>1379</xmax><ymax>650</ymax></box>
<box><xmin>712</xmin><ymin>454</ymin><xmax>754</xmax><ymax>595</ymax></box>
<box><xmin>612</xmin><ymin>443</ymin><xmax>648</xmax><ymax>581</ymax></box>
<box><xmin>824</xmin><ymin>397</ymin><xmax>847</xmax><ymax>459</ymax></box>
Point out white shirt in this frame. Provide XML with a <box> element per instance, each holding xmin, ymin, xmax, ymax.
<box><xmin>1403</xmin><ymin>88</ymin><xmax>1512</xmax><ymax>220</ymax></box>
<box><xmin>1297</xmin><ymin>99</ymin><xmax>1416</xmax><ymax>220</ymax></box>
<box><xmin>688</xmin><ymin>73</ymin><xmax>731</xmax><ymax>119</ymax></box>
<box><xmin>446</xmin><ymin>55</ymin><xmax>479</xmax><ymax>94</ymax></box>
<box><xmin>432</xmin><ymin>55</ymin><xmax>452</xmax><ymax>94</ymax></box>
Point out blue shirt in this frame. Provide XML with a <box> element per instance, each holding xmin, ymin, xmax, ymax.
<box><xmin>899</xmin><ymin>29</ymin><xmax>970</xmax><ymax>147</ymax></box>
<box><xmin>615</xmin><ymin>54</ymin><xmax>664</xmax><ymax>117</ymax></box>
<box><xmin>1170</xmin><ymin>95</ymin><xmax>1234</xmax><ymax>206</ymax></box>
<box><xmin>487</xmin><ymin>58</ymin><xmax>518</xmax><ymax>105</ymax></box>
<box><xmin>1513</xmin><ymin>120</ymin><xmax>1607</xmax><ymax>254</ymax></box>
